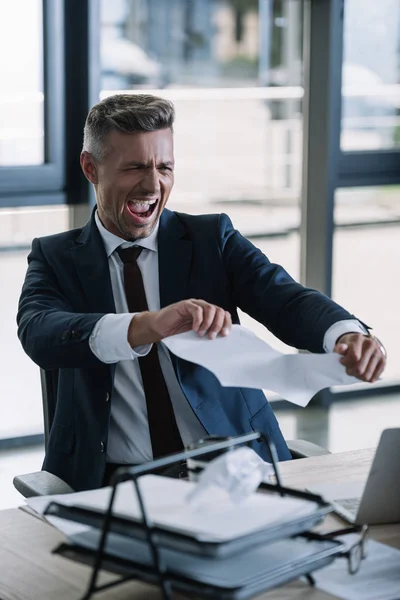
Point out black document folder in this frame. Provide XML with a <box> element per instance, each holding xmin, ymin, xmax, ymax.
<box><xmin>56</xmin><ymin>531</ymin><xmax>343</xmax><ymax>600</ymax></box>
<box><xmin>45</xmin><ymin>479</ymin><xmax>331</xmax><ymax>558</ymax></box>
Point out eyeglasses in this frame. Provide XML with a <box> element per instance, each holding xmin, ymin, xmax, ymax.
<box><xmin>321</xmin><ymin>524</ymin><xmax>369</xmax><ymax>575</ymax></box>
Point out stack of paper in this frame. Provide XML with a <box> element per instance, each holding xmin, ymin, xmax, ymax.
<box><xmin>27</xmin><ymin>475</ymin><xmax>318</xmax><ymax>543</ymax></box>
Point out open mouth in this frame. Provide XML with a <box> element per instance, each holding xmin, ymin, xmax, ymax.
<box><xmin>126</xmin><ymin>198</ymin><xmax>158</xmax><ymax>223</ymax></box>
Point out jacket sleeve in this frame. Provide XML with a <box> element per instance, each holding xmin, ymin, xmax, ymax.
<box><xmin>218</xmin><ymin>213</ymin><xmax>357</xmax><ymax>353</ymax></box>
<box><xmin>17</xmin><ymin>238</ymin><xmax>108</xmax><ymax>370</ymax></box>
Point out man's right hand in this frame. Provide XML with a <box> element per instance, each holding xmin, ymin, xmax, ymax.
<box><xmin>128</xmin><ymin>299</ymin><xmax>232</xmax><ymax>347</ymax></box>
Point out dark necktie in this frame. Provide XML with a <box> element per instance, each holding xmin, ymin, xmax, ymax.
<box><xmin>117</xmin><ymin>246</ymin><xmax>183</xmax><ymax>458</ymax></box>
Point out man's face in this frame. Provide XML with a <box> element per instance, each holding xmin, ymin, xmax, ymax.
<box><xmin>81</xmin><ymin>129</ymin><xmax>174</xmax><ymax>240</ymax></box>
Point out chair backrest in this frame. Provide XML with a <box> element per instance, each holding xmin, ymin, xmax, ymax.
<box><xmin>40</xmin><ymin>368</ymin><xmax>59</xmax><ymax>449</ymax></box>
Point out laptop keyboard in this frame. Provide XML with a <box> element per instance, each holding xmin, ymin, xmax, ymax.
<box><xmin>335</xmin><ymin>497</ymin><xmax>361</xmax><ymax>516</ymax></box>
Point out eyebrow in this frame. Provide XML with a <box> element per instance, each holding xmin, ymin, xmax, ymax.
<box><xmin>123</xmin><ymin>161</ymin><xmax>174</xmax><ymax>169</ymax></box>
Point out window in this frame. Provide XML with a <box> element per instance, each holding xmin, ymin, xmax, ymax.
<box><xmin>0</xmin><ymin>0</ymin><xmax>44</xmax><ymax>166</ymax></box>
<box><xmin>100</xmin><ymin>0</ymin><xmax>304</xmax><ymax>352</ymax></box>
<box><xmin>341</xmin><ymin>0</ymin><xmax>400</xmax><ymax>151</ymax></box>
<box><xmin>333</xmin><ymin>186</ymin><xmax>400</xmax><ymax>383</ymax></box>
<box><xmin>0</xmin><ymin>206</ymin><xmax>69</xmax><ymax>439</ymax></box>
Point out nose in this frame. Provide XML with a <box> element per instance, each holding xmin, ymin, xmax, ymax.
<box><xmin>141</xmin><ymin>167</ymin><xmax>160</xmax><ymax>196</ymax></box>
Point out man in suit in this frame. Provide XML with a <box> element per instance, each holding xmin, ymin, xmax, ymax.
<box><xmin>17</xmin><ymin>94</ymin><xmax>386</xmax><ymax>492</ymax></box>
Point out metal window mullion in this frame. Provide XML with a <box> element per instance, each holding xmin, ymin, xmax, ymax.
<box><xmin>43</xmin><ymin>0</ymin><xmax>65</xmax><ymax>172</ymax></box>
<box><xmin>300</xmin><ymin>0</ymin><xmax>344</xmax><ymax>297</ymax></box>
<box><xmin>64</xmin><ymin>0</ymin><xmax>100</xmax><ymax>227</ymax></box>
<box><xmin>300</xmin><ymin>0</ymin><xmax>345</xmax><ymax>407</ymax></box>
<box><xmin>338</xmin><ymin>150</ymin><xmax>400</xmax><ymax>187</ymax></box>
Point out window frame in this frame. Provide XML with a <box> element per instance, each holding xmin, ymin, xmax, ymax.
<box><xmin>0</xmin><ymin>0</ymin><xmax>65</xmax><ymax>199</ymax></box>
<box><xmin>301</xmin><ymin>0</ymin><xmax>400</xmax><ymax>406</ymax></box>
<box><xmin>338</xmin><ymin>150</ymin><xmax>400</xmax><ymax>187</ymax></box>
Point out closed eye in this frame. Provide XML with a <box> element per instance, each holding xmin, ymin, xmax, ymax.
<box><xmin>122</xmin><ymin>163</ymin><xmax>145</xmax><ymax>172</ymax></box>
<box><xmin>159</xmin><ymin>163</ymin><xmax>174</xmax><ymax>172</ymax></box>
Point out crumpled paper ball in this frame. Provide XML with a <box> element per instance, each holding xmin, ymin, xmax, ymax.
<box><xmin>186</xmin><ymin>446</ymin><xmax>274</xmax><ymax>508</ymax></box>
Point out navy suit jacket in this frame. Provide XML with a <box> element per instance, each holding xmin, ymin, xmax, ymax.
<box><xmin>17</xmin><ymin>209</ymin><xmax>355</xmax><ymax>491</ymax></box>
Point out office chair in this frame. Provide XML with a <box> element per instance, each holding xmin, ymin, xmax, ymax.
<box><xmin>13</xmin><ymin>369</ymin><xmax>330</xmax><ymax>498</ymax></box>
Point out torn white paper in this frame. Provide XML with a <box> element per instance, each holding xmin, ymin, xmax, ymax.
<box><xmin>163</xmin><ymin>325</ymin><xmax>360</xmax><ymax>407</ymax></box>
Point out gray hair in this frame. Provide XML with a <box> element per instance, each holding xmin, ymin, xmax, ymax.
<box><xmin>82</xmin><ymin>94</ymin><xmax>175</xmax><ymax>162</ymax></box>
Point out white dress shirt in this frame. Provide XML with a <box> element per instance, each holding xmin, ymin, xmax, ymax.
<box><xmin>90</xmin><ymin>211</ymin><xmax>207</xmax><ymax>464</ymax></box>
<box><xmin>90</xmin><ymin>211</ymin><xmax>366</xmax><ymax>464</ymax></box>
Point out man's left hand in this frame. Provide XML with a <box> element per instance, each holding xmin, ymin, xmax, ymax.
<box><xmin>334</xmin><ymin>333</ymin><xmax>386</xmax><ymax>383</ymax></box>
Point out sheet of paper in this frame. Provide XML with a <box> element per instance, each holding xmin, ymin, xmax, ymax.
<box><xmin>27</xmin><ymin>475</ymin><xmax>318</xmax><ymax>542</ymax></box>
<box><xmin>163</xmin><ymin>325</ymin><xmax>359</xmax><ymax>406</ymax></box>
<box><xmin>27</xmin><ymin>491</ymin><xmax>98</xmax><ymax>536</ymax></box>
<box><xmin>314</xmin><ymin>536</ymin><xmax>400</xmax><ymax>600</ymax></box>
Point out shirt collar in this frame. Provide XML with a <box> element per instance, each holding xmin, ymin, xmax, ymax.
<box><xmin>95</xmin><ymin>209</ymin><xmax>159</xmax><ymax>257</ymax></box>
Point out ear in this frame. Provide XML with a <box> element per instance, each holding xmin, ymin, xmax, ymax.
<box><xmin>80</xmin><ymin>151</ymin><xmax>99</xmax><ymax>184</ymax></box>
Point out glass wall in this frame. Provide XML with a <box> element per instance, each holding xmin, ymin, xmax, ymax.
<box><xmin>332</xmin><ymin>186</ymin><xmax>400</xmax><ymax>384</ymax></box>
<box><xmin>100</xmin><ymin>0</ymin><xmax>303</xmax><ymax>351</ymax></box>
<box><xmin>3</xmin><ymin>0</ymin><xmax>400</xmax><ymax>448</ymax></box>
<box><xmin>0</xmin><ymin>0</ymin><xmax>44</xmax><ymax>166</ymax></box>
<box><xmin>341</xmin><ymin>0</ymin><xmax>400</xmax><ymax>151</ymax></box>
<box><xmin>337</xmin><ymin>0</ymin><xmax>400</xmax><ymax>389</ymax></box>
<box><xmin>0</xmin><ymin>206</ymin><xmax>69</xmax><ymax>439</ymax></box>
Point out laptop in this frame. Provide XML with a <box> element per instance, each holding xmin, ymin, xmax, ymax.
<box><xmin>307</xmin><ymin>428</ymin><xmax>400</xmax><ymax>525</ymax></box>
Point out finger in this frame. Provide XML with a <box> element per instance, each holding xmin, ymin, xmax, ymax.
<box><xmin>350</xmin><ymin>341</ymin><xmax>376</xmax><ymax>377</ymax></box>
<box><xmin>362</xmin><ymin>352</ymin><xmax>381</xmax><ymax>382</ymax></box>
<box><xmin>207</xmin><ymin>308</ymin><xmax>226</xmax><ymax>339</ymax></box>
<box><xmin>197</xmin><ymin>304</ymin><xmax>217</xmax><ymax>337</ymax></box>
<box><xmin>222</xmin><ymin>311</ymin><xmax>232</xmax><ymax>336</ymax></box>
<box><xmin>371</xmin><ymin>358</ymin><xmax>386</xmax><ymax>383</ymax></box>
<box><xmin>335</xmin><ymin>343</ymin><xmax>349</xmax><ymax>355</ymax></box>
<box><xmin>188</xmin><ymin>300</ymin><xmax>229</xmax><ymax>337</ymax></box>
<box><xmin>186</xmin><ymin>301</ymin><xmax>203</xmax><ymax>333</ymax></box>
<box><xmin>341</xmin><ymin>336</ymin><xmax>365</xmax><ymax>369</ymax></box>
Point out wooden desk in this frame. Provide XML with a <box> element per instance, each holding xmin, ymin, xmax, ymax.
<box><xmin>1</xmin><ymin>448</ymin><xmax>399</xmax><ymax>600</ymax></box>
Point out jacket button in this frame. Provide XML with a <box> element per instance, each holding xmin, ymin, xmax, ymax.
<box><xmin>71</xmin><ymin>330</ymin><xmax>82</xmax><ymax>340</ymax></box>
<box><xmin>105</xmin><ymin>392</ymin><xmax>110</xmax><ymax>402</ymax></box>
<box><xmin>100</xmin><ymin>442</ymin><xmax>105</xmax><ymax>453</ymax></box>
<box><xmin>61</xmin><ymin>330</ymin><xmax>70</xmax><ymax>341</ymax></box>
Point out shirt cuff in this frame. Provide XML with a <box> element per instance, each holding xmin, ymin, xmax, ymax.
<box><xmin>89</xmin><ymin>313</ymin><xmax>152</xmax><ymax>363</ymax></box>
<box><xmin>323</xmin><ymin>319</ymin><xmax>368</xmax><ymax>353</ymax></box>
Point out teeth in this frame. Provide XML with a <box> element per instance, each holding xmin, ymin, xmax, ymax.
<box><xmin>131</xmin><ymin>199</ymin><xmax>156</xmax><ymax>205</ymax></box>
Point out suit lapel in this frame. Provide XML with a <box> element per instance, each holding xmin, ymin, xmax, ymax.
<box><xmin>70</xmin><ymin>211</ymin><xmax>116</xmax><ymax>314</ymax></box>
<box><xmin>70</xmin><ymin>208</ymin><xmax>191</xmax><ymax>313</ymax></box>
<box><xmin>158</xmin><ymin>209</ymin><xmax>192</xmax><ymax>308</ymax></box>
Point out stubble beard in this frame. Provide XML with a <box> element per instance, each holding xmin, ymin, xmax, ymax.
<box><xmin>117</xmin><ymin>208</ymin><xmax>158</xmax><ymax>242</ymax></box>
